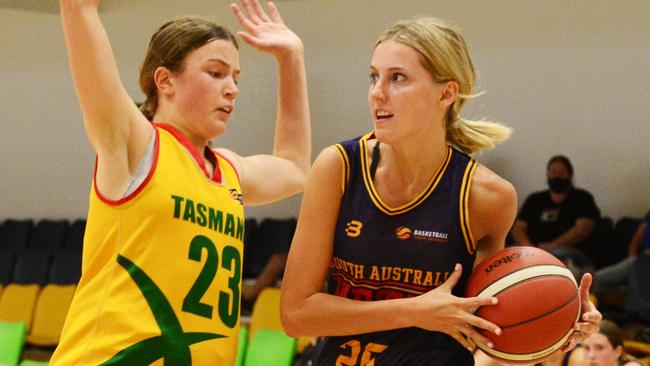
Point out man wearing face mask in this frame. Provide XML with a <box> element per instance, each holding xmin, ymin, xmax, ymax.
<box><xmin>511</xmin><ymin>155</ymin><xmax>601</xmax><ymax>277</ymax></box>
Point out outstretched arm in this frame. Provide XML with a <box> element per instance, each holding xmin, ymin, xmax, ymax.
<box><xmin>225</xmin><ymin>0</ymin><xmax>311</xmax><ymax>205</ymax></box>
<box><xmin>59</xmin><ymin>0</ymin><xmax>152</xmax><ymax>198</ymax></box>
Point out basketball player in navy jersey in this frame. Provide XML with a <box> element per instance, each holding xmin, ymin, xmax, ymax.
<box><xmin>280</xmin><ymin>17</ymin><xmax>601</xmax><ymax>365</ymax></box>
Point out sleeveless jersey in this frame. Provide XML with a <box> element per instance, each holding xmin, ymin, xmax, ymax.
<box><xmin>51</xmin><ymin>124</ymin><xmax>245</xmax><ymax>366</ymax></box>
<box><xmin>311</xmin><ymin>132</ymin><xmax>478</xmax><ymax>365</ymax></box>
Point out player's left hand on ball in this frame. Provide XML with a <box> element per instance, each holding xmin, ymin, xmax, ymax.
<box><xmin>411</xmin><ymin>263</ymin><xmax>501</xmax><ymax>351</ymax></box>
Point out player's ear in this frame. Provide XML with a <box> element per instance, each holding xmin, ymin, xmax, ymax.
<box><xmin>154</xmin><ymin>66</ymin><xmax>174</xmax><ymax>97</ymax></box>
<box><xmin>438</xmin><ymin>80</ymin><xmax>458</xmax><ymax>107</ymax></box>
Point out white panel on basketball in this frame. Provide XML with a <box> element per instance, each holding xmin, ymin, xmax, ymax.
<box><xmin>474</xmin><ymin>264</ymin><xmax>580</xmax><ymax>362</ymax></box>
<box><xmin>476</xmin><ymin>265</ymin><xmax>577</xmax><ymax>298</ymax></box>
<box><xmin>476</xmin><ymin>329</ymin><xmax>574</xmax><ymax>362</ymax></box>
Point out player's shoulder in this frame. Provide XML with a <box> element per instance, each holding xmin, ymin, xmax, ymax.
<box><xmin>469</xmin><ymin>163</ymin><xmax>517</xmax><ymax>224</ymax></box>
<box><xmin>471</xmin><ymin>163</ymin><xmax>516</xmax><ymax>202</ymax></box>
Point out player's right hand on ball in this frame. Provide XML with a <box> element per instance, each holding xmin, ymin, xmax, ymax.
<box><xmin>408</xmin><ymin>263</ymin><xmax>501</xmax><ymax>351</ymax></box>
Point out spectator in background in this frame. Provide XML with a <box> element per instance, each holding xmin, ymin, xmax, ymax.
<box><xmin>511</xmin><ymin>155</ymin><xmax>600</xmax><ymax>278</ymax></box>
<box><xmin>593</xmin><ymin>209</ymin><xmax>650</xmax><ymax>329</ymax></box>
<box><xmin>583</xmin><ymin>319</ymin><xmax>646</xmax><ymax>366</ymax></box>
<box><xmin>242</xmin><ymin>252</ymin><xmax>288</xmax><ymax>312</ymax></box>
<box><xmin>593</xmin><ymin>210</ymin><xmax>649</xmax><ymax>295</ymax></box>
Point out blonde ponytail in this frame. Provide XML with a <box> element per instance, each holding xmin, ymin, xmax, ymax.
<box><xmin>446</xmin><ymin>117</ymin><xmax>512</xmax><ymax>156</ymax></box>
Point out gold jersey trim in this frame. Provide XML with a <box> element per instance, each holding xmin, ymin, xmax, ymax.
<box><xmin>460</xmin><ymin>160</ymin><xmax>477</xmax><ymax>254</ymax></box>
<box><xmin>333</xmin><ymin>144</ymin><xmax>350</xmax><ymax>194</ymax></box>
<box><xmin>360</xmin><ymin>132</ymin><xmax>452</xmax><ymax>216</ymax></box>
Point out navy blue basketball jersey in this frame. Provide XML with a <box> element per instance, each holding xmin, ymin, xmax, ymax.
<box><xmin>311</xmin><ymin>132</ymin><xmax>478</xmax><ymax>365</ymax></box>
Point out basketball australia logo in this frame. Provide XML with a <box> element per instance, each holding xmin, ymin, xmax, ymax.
<box><xmin>395</xmin><ymin>226</ymin><xmax>448</xmax><ymax>243</ymax></box>
<box><xmin>395</xmin><ymin>226</ymin><xmax>412</xmax><ymax>240</ymax></box>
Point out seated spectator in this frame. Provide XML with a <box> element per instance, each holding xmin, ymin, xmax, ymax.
<box><xmin>242</xmin><ymin>218</ymin><xmax>296</xmax><ymax>313</ymax></box>
<box><xmin>593</xmin><ymin>210</ymin><xmax>649</xmax><ymax>295</ymax></box>
<box><xmin>583</xmin><ymin>319</ymin><xmax>646</xmax><ymax>366</ymax></box>
<box><xmin>511</xmin><ymin>155</ymin><xmax>600</xmax><ymax>278</ymax></box>
<box><xmin>242</xmin><ymin>252</ymin><xmax>288</xmax><ymax>313</ymax></box>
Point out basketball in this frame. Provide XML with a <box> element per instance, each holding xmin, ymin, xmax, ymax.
<box><xmin>465</xmin><ymin>246</ymin><xmax>581</xmax><ymax>364</ymax></box>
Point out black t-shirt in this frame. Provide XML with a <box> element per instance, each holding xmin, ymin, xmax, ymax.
<box><xmin>518</xmin><ymin>188</ymin><xmax>600</xmax><ymax>246</ymax></box>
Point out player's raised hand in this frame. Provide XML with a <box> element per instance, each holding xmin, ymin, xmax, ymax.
<box><xmin>230</xmin><ymin>0</ymin><xmax>303</xmax><ymax>57</ymax></box>
<box><xmin>410</xmin><ymin>263</ymin><xmax>501</xmax><ymax>351</ymax></box>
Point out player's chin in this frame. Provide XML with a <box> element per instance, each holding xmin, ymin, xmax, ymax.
<box><xmin>205</xmin><ymin>120</ymin><xmax>227</xmax><ymax>139</ymax></box>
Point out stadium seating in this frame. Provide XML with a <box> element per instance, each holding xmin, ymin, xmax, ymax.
<box><xmin>244</xmin><ymin>329</ymin><xmax>296</xmax><ymax>366</ymax></box>
<box><xmin>244</xmin><ymin>218</ymin><xmax>296</xmax><ymax>279</ymax></box>
<box><xmin>0</xmin><ymin>321</ymin><xmax>27</xmax><ymax>366</ymax></box>
<box><xmin>0</xmin><ymin>284</ymin><xmax>40</xmax><ymax>332</ymax></box>
<box><xmin>48</xmin><ymin>250</ymin><xmax>82</xmax><ymax>285</ymax></box>
<box><xmin>0</xmin><ymin>219</ymin><xmax>33</xmax><ymax>250</ymax></box>
<box><xmin>27</xmin><ymin>284</ymin><xmax>76</xmax><ymax>346</ymax></box>
<box><xmin>27</xmin><ymin>219</ymin><xmax>68</xmax><ymax>252</ymax></box>
<box><xmin>0</xmin><ymin>251</ymin><xmax>16</xmax><ymax>285</ymax></box>
<box><xmin>235</xmin><ymin>326</ymin><xmax>248</xmax><ymax>366</ymax></box>
<box><xmin>12</xmin><ymin>250</ymin><xmax>51</xmax><ymax>286</ymax></box>
<box><xmin>62</xmin><ymin>219</ymin><xmax>85</xmax><ymax>253</ymax></box>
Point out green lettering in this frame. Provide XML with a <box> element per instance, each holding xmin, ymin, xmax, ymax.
<box><xmin>208</xmin><ymin>208</ymin><xmax>223</xmax><ymax>233</ymax></box>
<box><xmin>219</xmin><ymin>245</ymin><xmax>241</xmax><ymax>328</ymax></box>
<box><xmin>183</xmin><ymin>199</ymin><xmax>196</xmax><ymax>223</ymax></box>
<box><xmin>236</xmin><ymin>217</ymin><xmax>244</xmax><ymax>240</ymax></box>
<box><xmin>182</xmin><ymin>235</ymin><xmax>218</xmax><ymax>319</ymax></box>
<box><xmin>196</xmin><ymin>203</ymin><xmax>207</xmax><ymax>227</ymax></box>
<box><xmin>224</xmin><ymin>214</ymin><xmax>235</xmax><ymax>237</ymax></box>
<box><xmin>171</xmin><ymin>195</ymin><xmax>184</xmax><ymax>219</ymax></box>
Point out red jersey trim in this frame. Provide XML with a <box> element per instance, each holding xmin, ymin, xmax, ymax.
<box><xmin>154</xmin><ymin>123</ymin><xmax>222</xmax><ymax>184</ymax></box>
<box><xmin>94</xmin><ymin>128</ymin><xmax>160</xmax><ymax>206</ymax></box>
<box><xmin>213</xmin><ymin>149</ymin><xmax>240</xmax><ymax>181</ymax></box>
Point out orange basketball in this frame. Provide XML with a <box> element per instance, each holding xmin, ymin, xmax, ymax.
<box><xmin>465</xmin><ymin>246</ymin><xmax>581</xmax><ymax>364</ymax></box>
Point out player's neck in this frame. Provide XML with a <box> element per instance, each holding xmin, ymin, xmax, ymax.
<box><xmin>372</xmin><ymin>141</ymin><xmax>447</xmax><ymax>204</ymax></box>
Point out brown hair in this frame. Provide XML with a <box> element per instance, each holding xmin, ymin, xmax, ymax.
<box><xmin>600</xmin><ymin>320</ymin><xmax>625</xmax><ymax>349</ymax></box>
<box><xmin>376</xmin><ymin>17</ymin><xmax>511</xmax><ymax>156</ymax></box>
<box><xmin>139</xmin><ymin>17</ymin><xmax>238</xmax><ymax>120</ymax></box>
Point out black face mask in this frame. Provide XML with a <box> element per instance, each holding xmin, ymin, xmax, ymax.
<box><xmin>548</xmin><ymin>178</ymin><xmax>571</xmax><ymax>193</ymax></box>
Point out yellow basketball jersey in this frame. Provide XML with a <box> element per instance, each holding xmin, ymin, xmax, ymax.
<box><xmin>51</xmin><ymin>124</ymin><xmax>245</xmax><ymax>366</ymax></box>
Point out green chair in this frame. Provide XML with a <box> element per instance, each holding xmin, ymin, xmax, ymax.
<box><xmin>19</xmin><ymin>361</ymin><xmax>49</xmax><ymax>366</ymax></box>
<box><xmin>235</xmin><ymin>326</ymin><xmax>249</xmax><ymax>366</ymax></box>
<box><xmin>0</xmin><ymin>321</ymin><xmax>27</xmax><ymax>366</ymax></box>
<box><xmin>244</xmin><ymin>329</ymin><xmax>296</xmax><ymax>366</ymax></box>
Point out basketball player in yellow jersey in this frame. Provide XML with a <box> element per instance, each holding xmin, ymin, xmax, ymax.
<box><xmin>52</xmin><ymin>0</ymin><xmax>310</xmax><ymax>364</ymax></box>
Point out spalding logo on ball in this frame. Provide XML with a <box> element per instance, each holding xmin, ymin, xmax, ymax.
<box><xmin>465</xmin><ymin>246</ymin><xmax>580</xmax><ymax>364</ymax></box>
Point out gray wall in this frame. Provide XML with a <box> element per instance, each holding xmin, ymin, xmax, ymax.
<box><xmin>1</xmin><ymin>0</ymin><xmax>648</xmax><ymax>222</ymax></box>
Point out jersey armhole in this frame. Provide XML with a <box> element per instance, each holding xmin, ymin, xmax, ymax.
<box><xmin>93</xmin><ymin>128</ymin><xmax>160</xmax><ymax>206</ymax></box>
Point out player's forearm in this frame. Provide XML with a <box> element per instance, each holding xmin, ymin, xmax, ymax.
<box><xmin>273</xmin><ymin>48</ymin><xmax>311</xmax><ymax>177</ymax></box>
<box><xmin>281</xmin><ymin>292</ymin><xmax>412</xmax><ymax>338</ymax></box>
<box><xmin>60</xmin><ymin>0</ymin><xmax>134</xmax><ymax>144</ymax></box>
